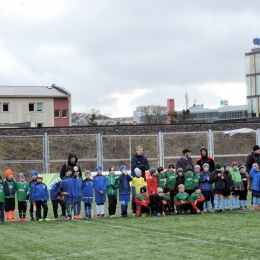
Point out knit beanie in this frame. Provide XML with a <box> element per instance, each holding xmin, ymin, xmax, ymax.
<box><xmin>231</xmin><ymin>161</ymin><xmax>238</xmax><ymax>167</ymax></box>
<box><xmin>134</xmin><ymin>168</ymin><xmax>141</xmax><ymax>175</ymax></box>
<box><xmin>194</xmin><ymin>165</ymin><xmax>201</xmax><ymax>170</ymax></box>
<box><xmin>157</xmin><ymin>187</ymin><xmax>163</xmax><ymax>194</ymax></box>
<box><xmin>203</xmin><ymin>163</ymin><xmax>209</xmax><ymax>168</ymax></box>
<box><xmin>215</xmin><ymin>162</ymin><xmax>222</xmax><ymax>170</ymax></box>
<box><xmin>66</xmin><ymin>166</ymin><xmax>73</xmax><ymax>172</ymax></box>
<box><xmin>30</xmin><ymin>170</ymin><xmax>38</xmax><ymax>177</ymax></box>
<box><xmin>252</xmin><ymin>163</ymin><xmax>259</xmax><ymax>169</ymax></box>
<box><xmin>149</xmin><ymin>168</ymin><xmax>157</xmax><ymax>175</ymax></box>
<box><xmin>238</xmin><ymin>165</ymin><xmax>246</xmax><ymax>171</ymax></box>
<box><xmin>186</xmin><ymin>165</ymin><xmax>193</xmax><ymax>171</ymax></box>
<box><xmin>5</xmin><ymin>169</ymin><xmax>13</xmax><ymax>178</ymax></box>
<box><xmin>95</xmin><ymin>165</ymin><xmax>102</xmax><ymax>171</ymax></box>
<box><xmin>253</xmin><ymin>145</ymin><xmax>260</xmax><ymax>152</ymax></box>
<box><xmin>120</xmin><ymin>165</ymin><xmax>127</xmax><ymax>171</ymax></box>
<box><xmin>177</xmin><ymin>168</ymin><xmax>183</xmax><ymax>174</ymax></box>
<box><xmin>85</xmin><ymin>170</ymin><xmax>91</xmax><ymax>175</ymax></box>
<box><xmin>140</xmin><ymin>186</ymin><xmax>147</xmax><ymax>193</ymax></box>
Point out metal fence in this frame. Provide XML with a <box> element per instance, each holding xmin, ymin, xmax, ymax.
<box><xmin>0</xmin><ymin>129</ymin><xmax>259</xmax><ymax>174</ymax></box>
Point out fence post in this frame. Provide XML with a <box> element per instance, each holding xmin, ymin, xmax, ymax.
<box><xmin>97</xmin><ymin>133</ymin><xmax>102</xmax><ymax>166</ymax></box>
<box><xmin>44</xmin><ymin>133</ymin><xmax>50</xmax><ymax>173</ymax></box>
<box><xmin>158</xmin><ymin>131</ymin><xmax>163</xmax><ymax>167</ymax></box>
<box><xmin>257</xmin><ymin>129</ymin><xmax>260</xmax><ymax>145</ymax></box>
<box><xmin>208</xmin><ymin>129</ymin><xmax>214</xmax><ymax>157</ymax></box>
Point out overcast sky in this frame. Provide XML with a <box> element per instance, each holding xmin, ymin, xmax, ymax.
<box><xmin>0</xmin><ymin>0</ymin><xmax>258</xmax><ymax>117</ymax></box>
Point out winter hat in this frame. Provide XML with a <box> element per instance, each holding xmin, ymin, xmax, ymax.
<box><xmin>30</xmin><ymin>170</ymin><xmax>38</xmax><ymax>177</ymax></box>
<box><xmin>149</xmin><ymin>168</ymin><xmax>157</xmax><ymax>175</ymax></box>
<box><xmin>157</xmin><ymin>167</ymin><xmax>164</xmax><ymax>173</ymax></box>
<box><xmin>168</xmin><ymin>163</ymin><xmax>175</xmax><ymax>169</ymax></box>
<box><xmin>163</xmin><ymin>187</ymin><xmax>170</xmax><ymax>193</ymax></box>
<box><xmin>5</xmin><ymin>169</ymin><xmax>13</xmax><ymax>177</ymax></box>
<box><xmin>186</xmin><ymin>165</ymin><xmax>193</xmax><ymax>171</ymax></box>
<box><xmin>95</xmin><ymin>165</ymin><xmax>102</xmax><ymax>171</ymax></box>
<box><xmin>177</xmin><ymin>168</ymin><xmax>183</xmax><ymax>174</ymax></box>
<box><xmin>19</xmin><ymin>173</ymin><xmax>25</xmax><ymax>178</ymax></box>
<box><xmin>134</xmin><ymin>168</ymin><xmax>141</xmax><ymax>175</ymax></box>
<box><xmin>194</xmin><ymin>165</ymin><xmax>201</xmax><ymax>170</ymax></box>
<box><xmin>157</xmin><ymin>187</ymin><xmax>163</xmax><ymax>194</ymax></box>
<box><xmin>253</xmin><ymin>163</ymin><xmax>259</xmax><ymax>169</ymax></box>
<box><xmin>215</xmin><ymin>162</ymin><xmax>222</xmax><ymax>170</ymax></box>
<box><xmin>66</xmin><ymin>166</ymin><xmax>73</xmax><ymax>172</ymax></box>
<box><xmin>231</xmin><ymin>162</ymin><xmax>238</xmax><ymax>167</ymax></box>
<box><xmin>223</xmin><ymin>163</ymin><xmax>229</xmax><ymax>169</ymax></box>
<box><xmin>253</xmin><ymin>145</ymin><xmax>260</xmax><ymax>152</ymax></box>
<box><xmin>73</xmin><ymin>166</ymin><xmax>79</xmax><ymax>172</ymax></box>
<box><xmin>37</xmin><ymin>174</ymin><xmax>43</xmax><ymax>179</ymax></box>
<box><xmin>140</xmin><ymin>186</ymin><xmax>147</xmax><ymax>193</ymax></box>
<box><xmin>203</xmin><ymin>163</ymin><xmax>209</xmax><ymax>168</ymax></box>
<box><xmin>120</xmin><ymin>165</ymin><xmax>127</xmax><ymax>171</ymax></box>
<box><xmin>85</xmin><ymin>170</ymin><xmax>91</xmax><ymax>175</ymax></box>
<box><xmin>238</xmin><ymin>165</ymin><xmax>246</xmax><ymax>171</ymax></box>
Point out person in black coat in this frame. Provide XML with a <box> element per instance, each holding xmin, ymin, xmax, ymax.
<box><xmin>246</xmin><ymin>145</ymin><xmax>260</xmax><ymax>173</ymax></box>
<box><xmin>60</xmin><ymin>153</ymin><xmax>82</xmax><ymax>179</ymax></box>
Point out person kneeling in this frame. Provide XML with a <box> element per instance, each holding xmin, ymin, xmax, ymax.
<box><xmin>190</xmin><ymin>186</ymin><xmax>205</xmax><ymax>214</ymax></box>
<box><xmin>174</xmin><ymin>184</ymin><xmax>191</xmax><ymax>214</ymax></box>
<box><xmin>135</xmin><ymin>186</ymin><xmax>150</xmax><ymax>217</ymax></box>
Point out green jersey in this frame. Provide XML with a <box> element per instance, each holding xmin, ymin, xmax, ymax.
<box><xmin>3</xmin><ymin>178</ymin><xmax>16</xmax><ymax>198</ymax></box>
<box><xmin>156</xmin><ymin>173</ymin><xmax>165</xmax><ymax>189</ymax></box>
<box><xmin>184</xmin><ymin>172</ymin><xmax>194</xmax><ymax>190</ymax></box>
<box><xmin>0</xmin><ymin>184</ymin><xmax>4</xmax><ymax>202</ymax></box>
<box><xmin>16</xmin><ymin>181</ymin><xmax>30</xmax><ymax>201</ymax></box>
<box><xmin>163</xmin><ymin>194</ymin><xmax>171</xmax><ymax>201</ymax></box>
<box><xmin>193</xmin><ymin>173</ymin><xmax>201</xmax><ymax>187</ymax></box>
<box><xmin>174</xmin><ymin>192</ymin><xmax>189</xmax><ymax>202</ymax></box>
<box><xmin>164</xmin><ymin>171</ymin><xmax>176</xmax><ymax>189</ymax></box>
<box><xmin>189</xmin><ymin>192</ymin><xmax>204</xmax><ymax>202</ymax></box>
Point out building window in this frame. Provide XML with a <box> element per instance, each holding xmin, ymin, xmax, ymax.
<box><xmin>29</xmin><ymin>103</ymin><xmax>35</xmax><ymax>112</ymax></box>
<box><xmin>3</xmin><ymin>103</ymin><xmax>9</xmax><ymax>112</ymax></box>
<box><xmin>54</xmin><ymin>110</ymin><xmax>60</xmax><ymax>118</ymax></box>
<box><xmin>37</xmin><ymin>103</ymin><xmax>43</xmax><ymax>112</ymax></box>
<box><xmin>62</xmin><ymin>109</ymin><xmax>68</xmax><ymax>118</ymax></box>
<box><xmin>37</xmin><ymin>123</ymin><xmax>43</xmax><ymax>127</ymax></box>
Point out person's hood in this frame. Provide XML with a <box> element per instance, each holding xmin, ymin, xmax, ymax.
<box><xmin>67</xmin><ymin>153</ymin><xmax>78</xmax><ymax>164</ymax></box>
<box><xmin>200</xmin><ymin>147</ymin><xmax>208</xmax><ymax>158</ymax></box>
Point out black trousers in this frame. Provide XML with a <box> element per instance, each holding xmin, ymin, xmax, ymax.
<box><xmin>149</xmin><ymin>195</ymin><xmax>157</xmax><ymax>213</ymax></box>
<box><xmin>176</xmin><ymin>203</ymin><xmax>191</xmax><ymax>214</ymax></box>
<box><xmin>36</xmin><ymin>200</ymin><xmax>48</xmax><ymax>219</ymax></box>
<box><xmin>191</xmin><ymin>202</ymin><xmax>204</xmax><ymax>214</ymax></box>
<box><xmin>5</xmin><ymin>198</ymin><xmax>15</xmax><ymax>212</ymax></box>
<box><xmin>239</xmin><ymin>190</ymin><xmax>248</xmax><ymax>200</ymax></box>
<box><xmin>107</xmin><ymin>195</ymin><xmax>117</xmax><ymax>215</ymax></box>
<box><xmin>0</xmin><ymin>202</ymin><xmax>4</xmax><ymax>222</ymax></box>
<box><xmin>52</xmin><ymin>199</ymin><xmax>66</xmax><ymax>218</ymax></box>
<box><xmin>18</xmin><ymin>201</ymin><xmax>27</xmax><ymax>218</ymax></box>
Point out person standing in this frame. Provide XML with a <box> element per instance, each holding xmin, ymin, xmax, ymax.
<box><xmin>196</xmin><ymin>147</ymin><xmax>215</xmax><ymax>172</ymax></box>
<box><xmin>131</xmin><ymin>145</ymin><xmax>149</xmax><ymax>180</ymax></box>
<box><xmin>60</xmin><ymin>153</ymin><xmax>82</xmax><ymax>179</ymax></box>
<box><xmin>176</xmin><ymin>149</ymin><xmax>194</xmax><ymax>171</ymax></box>
<box><xmin>246</xmin><ymin>145</ymin><xmax>260</xmax><ymax>174</ymax></box>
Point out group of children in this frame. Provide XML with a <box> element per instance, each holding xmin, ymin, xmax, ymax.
<box><xmin>0</xmin><ymin>160</ymin><xmax>256</xmax><ymax>222</ymax></box>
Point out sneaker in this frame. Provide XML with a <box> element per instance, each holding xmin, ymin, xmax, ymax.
<box><xmin>239</xmin><ymin>206</ymin><xmax>243</xmax><ymax>210</ymax></box>
<box><xmin>18</xmin><ymin>218</ymin><xmax>22</xmax><ymax>222</ymax></box>
<box><xmin>157</xmin><ymin>213</ymin><xmax>162</xmax><ymax>217</ymax></box>
<box><xmin>22</xmin><ymin>218</ymin><xmax>27</xmax><ymax>222</ymax></box>
<box><xmin>101</xmin><ymin>214</ymin><xmax>106</xmax><ymax>218</ymax></box>
<box><xmin>162</xmin><ymin>212</ymin><xmax>166</xmax><ymax>216</ymax></box>
<box><xmin>11</xmin><ymin>218</ymin><xmax>15</xmax><ymax>222</ymax></box>
<box><xmin>200</xmin><ymin>211</ymin><xmax>205</xmax><ymax>215</ymax></box>
<box><xmin>38</xmin><ymin>219</ymin><xmax>43</xmax><ymax>222</ymax></box>
<box><xmin>215</xmin><ymin>210</ymin><xmax>219</xmax><ymax>213</ymax></box>
<box><xmin>74</xmin><ymin>215</ymin><xmax>79</xmax><ymax>219</ymax></box>
<box><xmin>253</xmin><ymin>206</ymin><xmax>258</xmax><ymax>210</ymax></box>
<box><xmin>244</xmin><ymin>206</ymin><xmax>248</xmax><ymax>210</ymax></box>
<box><xmin>43</xmin><ymin>218</ymin><xmax>50</xmax><ymax>221</ymax></box>
<box><xmin>30</xmin><ymin>218</ymin><xmax>35</xmax><ymax>221</ymax></box>
<box><xmin>6</xmin><ymin>219</ymin><xmax>11</xmax><ymax>222</ymax></box>
<box><xmin>77</xmin><ymin>215</ymin><xmax>82</xmax><ymax>219</ymax></box>
<box><xmin>218</xmin><ymin>209</ymin><xmax>223</xmax><ymax>213</ymax></box>
<box><xmin>62</xmin><ymin>216</ymin><xmax>68</xmax><ymax>221</ymax></box>
<box><xmin>109</xmin><ymin>215</ymin><xmax>116</xmax><ymax>218</ymax></box>
<box><xmin>141</xmin><ymin>213</ymin><xmax>146</xmax><ymax>218</ymax></box>
<box><xmin>169</xmin><ymin>212</ymin><xmax>174</xmax><ymax>215</ymax></box>
<box><xmin>97</xmin><ymin>214</ymin><xmax>101</xmax><ymax>218</ymax></box>
<box><xmin>53</xmin><ymin>218</ymin><xmax>58</xmax><ymax>221</ymax></box>
<box><xmin>88</xmin><ymin>215</ymin><xmax>92</xmax><ymax>219</ymax></box>
<box><xmin>207</xmin><ymin>210</ymin><xmax>213</xmax><ymax>213</ymax></box>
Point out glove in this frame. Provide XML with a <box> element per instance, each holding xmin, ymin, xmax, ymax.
<box><xmin>111</xmin><ymin>185</ymin><xmax>116</xmax><ymax>189</ymax></box>
<box><xmin>157</xmin><ymin>213</ymin><xmax>162</xmax><ymax>217</ymax></box>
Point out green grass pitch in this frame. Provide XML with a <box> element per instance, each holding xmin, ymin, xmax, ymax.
<box><xmin>1</xmin><ymin>199</ymin><xmax>260</xmax><ymax>260</ymax></box>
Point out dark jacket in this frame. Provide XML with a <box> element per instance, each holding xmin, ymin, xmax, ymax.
<box><xmin>131</xmin><ymin>153</ymin><xmax>149</xmax><ymax>179</ymax></box>
<box><xmin>176</xmin><ymin>156</ymin><xmax>194</xmax><ymax>171</ymax></box>
<box><xmin>60</xmin><ymin>153</ymin><xmax>82</xmax><ymax>179</ymax></box>
<box><xmin>223</xmin><ymin>171</ymin><xmax>233</xmax><ymax>192</ymax></box>
<box><xmin>175</xmin><ymin>175</ymin><xmax>185</xmax><ymax>193</ymax></box>
<box><xmin>3</xmin><ymin>179</ymin><xmax>17</xmax><ymax>197</ymax></box>
<box><xmin>196</xmin><ymin>148</ymin><xmax>215</xmax><ymax>172</ymax></box>
<box><xmin>118</xmin><ymin>173</ymin><xmax>132</xmax><ymax>195</ymax></box>
<box><xmin>211</xmin><ymin>170</ymin><xmax>226</xmax><ymax>189</ymax></box>
<box><xmin>246</xmin><ymin>151</ymin><xmax>260</xmax><ymax>173</ymax></box>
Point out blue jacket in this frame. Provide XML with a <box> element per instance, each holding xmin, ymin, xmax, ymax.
<box><xmin>200</xmin><ymin>171</ymin><xmax>212</xmax><ymax>191</ymax></box>
<box><xmin>118</xmin><ymin>173</ymin><xmax>132</xmax><ymax>195</ymax></box>
<box><xmin>29</xmin><ymin>179</ymin><xmax>37</xmax><ymax>202</ymax></box>
<box><xmin>74</xmin><ymin>177</ymin><xmax>83</xmax><ymax>199</ymax></box>
<box><xmin>60</xmin><ymin>177</ymin><xmax>75</xmax><ymax>203</ymax></box>
<box><xmin>249</xmin><ymin>168</ymin><xmax>260</xmax><ymax>191</ymax></box>
<box><xmin>33</xmin><ymin>182</ymin><xmax>49</xmax><ymax>201</ymax></box>
<box><xmin>93</xmin><ymin>175</ymin><xmax>107</xmax><ymax>193</ymax></box>
<box><xmin>50</xmin><ymin>182</ymin><xmax>62</xmax><ymax>200</ymax></box>
<box><xmin>82</xmin><ymin>179</ymin><xmax>94</xmax><ymax>202</ymax></box>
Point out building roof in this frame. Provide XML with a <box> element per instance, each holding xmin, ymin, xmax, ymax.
<box><xmin>0</xmin><ymin>86</ymin><xmax>70</xmax><ymax>98</ymax></box>
<box><xmin>218</xmin><ymin>105</ymin><xmax>246</xmax><ymax>112</ymax></box>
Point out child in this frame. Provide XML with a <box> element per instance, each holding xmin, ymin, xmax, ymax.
<box><xmin>0</xmin><ymin>176</ymin><xmax>4</xmax><ymax>222</ymax></box>
<box><xmin>175</xmin><ymin>168</ymin><xmax>185</xmax><ymax>191</ymax></box>
<box><xmin>16</xmin><ymin>173</ymin><xmax>30</xmax><ymax>222</ymax></box>
<box><xmin>239</xmin><ymin>165</ymin><xmax>249</xmax><ymax>210</ymax></box>
<box><xmin>230</xmin><ymin>161</ymin><xmax>243</xmax><ymax>210</ymax></box>
<box><xmin>135</xmin><ymin>186</ymin><xmax>150</xmax><ymax>217</ymax></box>
<box><xmin>60</xmin><ymin>166</ymin><xmax>75</xmax><ymax>219</ymax></box>
<box><xmin>146</xmin><ymin>168</ymin><xmax>158</xmax><ymax>214</ymax></box>
<box><xmin>193</xmin><ymin>165</ymin><xmax>201</xmax><ymax>187</ymax></box>
<box><xmin>222</xmin><ymin>163</ymin><xmax>233</xmax><ymax>211</ymax></box>
<box><xmin>82</xmin><ymin>170</ymin><xmax>94</xmax><ymax>218</ymax></box>
<box><xmin>156</xmin><ymin>167</ymin><xmax>165</xmax><ymax>190</ymax></box>
<box><xmin>50</xmin><ymin>181</ymin><xmax>68</xmax><ymax>220</ymax></box>
<box><xmin>155</xmin><ymin>187</ymin><xmax>165</xmax><ymax>217</ymax></box>
<box><xmin>163</xmin><ymin>187</ymin><xmax>173</xmax><ymax>215</ymax></box>
<box><xmin>93</xmin><ymin>165</ymin><xmax>107</xmax><ymax>218</ymax></box>
<box><xmin>184</xmin><ymin>165</ymin><xmax>194</xmax><ymax>195</ymax></box>
<box><xmin>74</xmin><ymin>168</ymin><xmax>83</xmax><ymax>219</ymax></box>
<box><xmin>3</xmin><ymin>169</ymin><xmax>16</xmax><ymax>222</ymax></box>
<box><xmin>249</xmin><ymin>163</ymin><xmax>260</xmax><ymax>210</ymax></box>
<box><xmin>164</xmin><ymin>163</ymin><xmax>176</xmax><ymax>212</ymax></box>
<box><xmin>211</xmin><ymin>162</ymin><xmax>226</xmax><ymax>213</ymax></box>
<box><xmin>118</xmin><ymin>165</ymin><xmax>132</xmax><ymax>217</ymax></box>
<box><xmin>106</xmin><ymin>167</ymin><xmax>118</xmax><ymax>217</ymax></box>
<box><xmin>29</xmin><ymin>170</ymin><xmax>38</xmax><ymax>221</ymax></box>
<box><xmin>131</xmin><ymin>168</ymin><xmax>146</xmax><ymax>214</ymax></box>
<box><xmin>200</xmin><ymin>163</ymin><xmax>213</xmax><ymax>213</ymax></box>
<box><xmin>32</xmin><ymin>174</ymin><xmax>50</xmax><ymax>221</ymax></box>
<box><xmin>174</xmin><ymin>184</ymin><xmax>191</xmax><ymax>214</ymax></box>
<box><xmin>190</xmin><ymin>186</ymin><xmax>205</xmax><ymax>214</ymax></box>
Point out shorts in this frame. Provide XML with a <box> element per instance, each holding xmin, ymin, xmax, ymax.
<box><xmin>252</xmin><ymin>190</ymin><xmax>260</xmax><ymax>198</ymax></box>
<box><xmin>95</xmin><ymin>192</ymin><xmax>106</xmax><ymax>203</ymax></box>
<box><xmin>119</xmin><ymin>194</ymin><xmax>130</xmax><ymax>203</ymax></box>
<box><xmin>213</xmin><ymin>189</ymin><xmax>223</xmax><ymax>195</ymax></box>
<box><xmin>201</xmin><ymin>190</ymin><xmax>212</xmax><ymax>201</ymax></box>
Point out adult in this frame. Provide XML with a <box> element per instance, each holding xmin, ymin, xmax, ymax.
<box><xmin>175</xmin><ymin>149</ymin><xmax>194</xmax><ymax>171</ymax></box>
<box><xmin>60</xmin><ymin>153</ymin><xmax>82</xmax><ymax>179</ymax></box>
<box><xmin>131</xmin><ymin>145</ymin><xmax>149</xmax><ymax>180</ymax></box>
<box><xmin>246</xmin><ymin>145</ymin><xmax>260</xmax><ymax>174</ymax></box>
<box><xmin>196</xmin><ymin>147</ymin><xmax>215</xmax><ymax>172</ymax></box>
